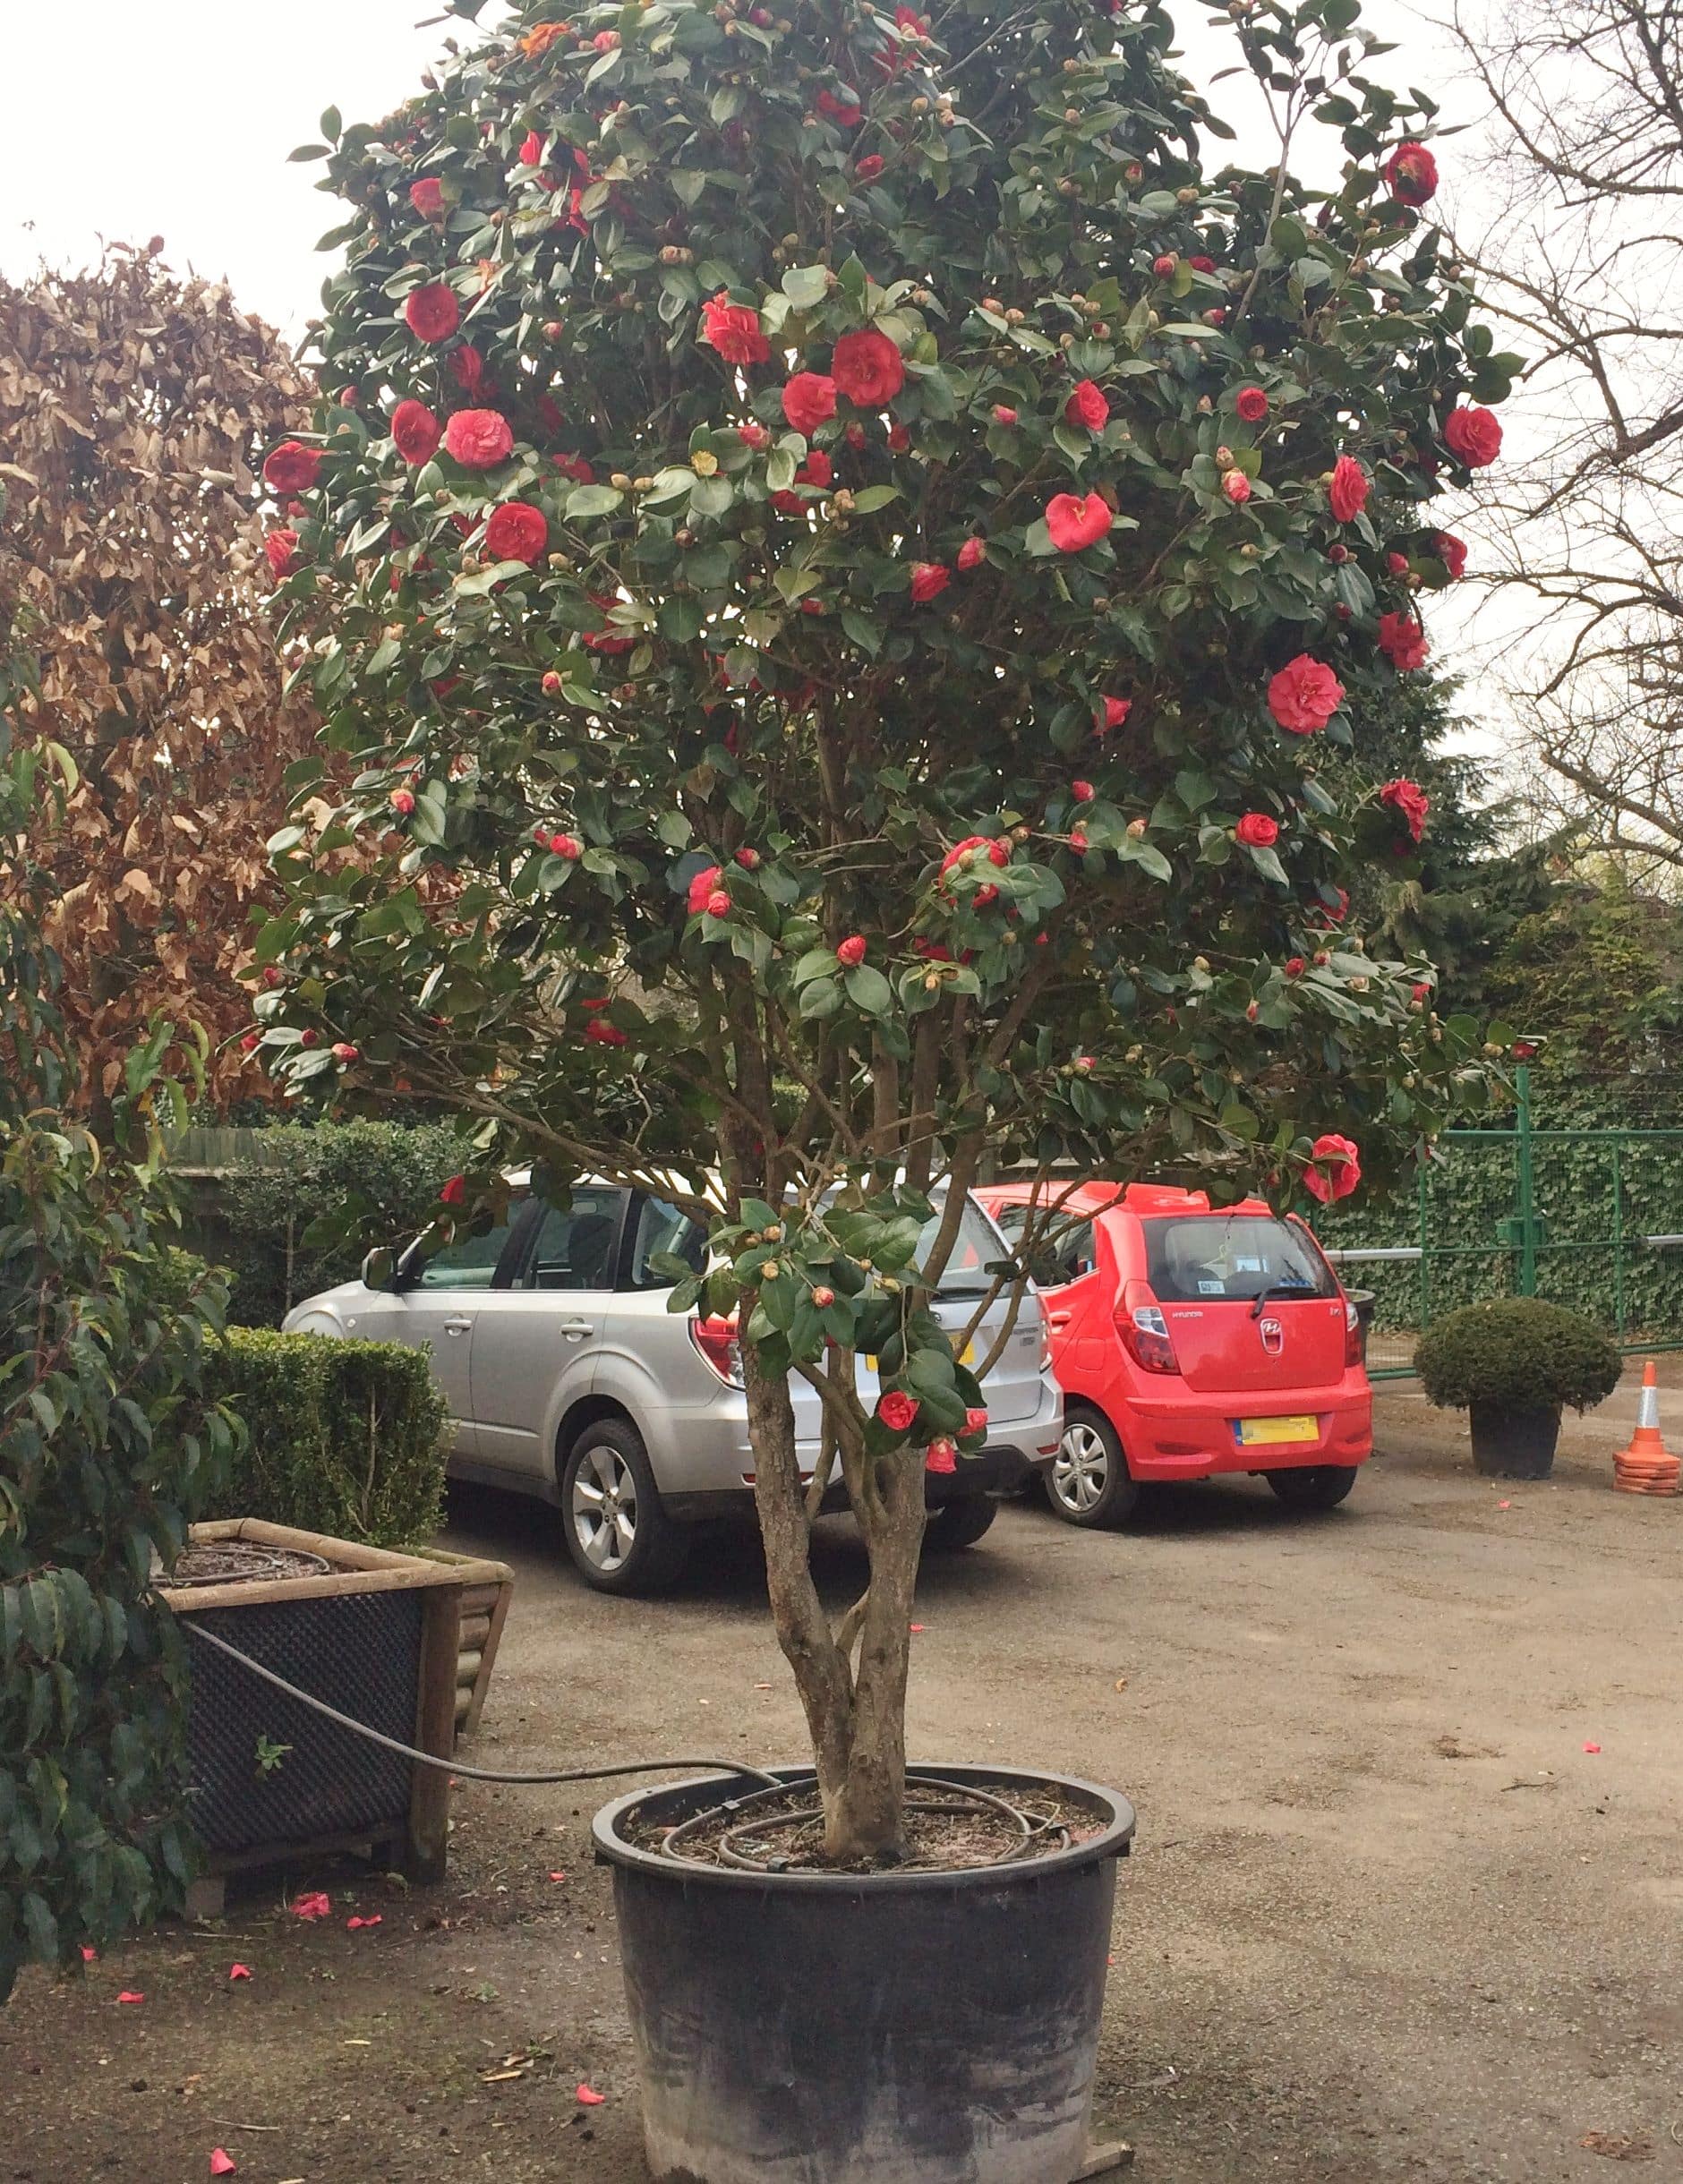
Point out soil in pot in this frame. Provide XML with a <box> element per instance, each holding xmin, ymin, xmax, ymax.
<box><xmin>1470</xmin><ymin>1401</ymin><xmax>1562</xmax><ymax>1479</ymax></box>
<box><xmin>595</xmin><ymin>1763</ymin><xmax>1134</xmax><ymax>2184</ymax></box>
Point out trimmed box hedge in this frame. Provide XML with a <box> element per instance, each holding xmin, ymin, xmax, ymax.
<box><xmin>206</xmin><ymin>1329</ymin><xmax>449</xmax><ymax>1550</ymax></box>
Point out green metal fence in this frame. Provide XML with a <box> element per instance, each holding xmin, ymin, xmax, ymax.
<box><xmin>1320</xmin><ymin>1070</ymin><xmax>1683</xmax><ymax>1379</ymax></box>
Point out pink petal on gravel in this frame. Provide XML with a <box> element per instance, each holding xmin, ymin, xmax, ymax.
<box><xmin>117</xmin><ymin>1991</ymin><xmax>144</xmax><ymax>2004</ymax></box>
<box><xmin>577</xmin><ymin>2083</ymin><xmax>606</xmax><ymax>2106</ymax></box>
<box><xmin>228</xmin><ymin>1964</ymin><xmax>252</xmax><ymax>1981</ymax></box>
<box><xmin>209</xmin><ymin>2151</ymin><xmax>237</xmax><ymax>2176</ymax></box>
<box><xmin>346</xmin><ymin>1915</ymin><xmax>383</xmax><ymax>1931</ymax></box>
<box><xmin>291</xmin><ymin>1891</ymin><xmax>332</xmax><ymax>1921</ymax></box>
<box><xmin>1584</xmin><ymin>1742</ymin><xmax>1602</xmax><ymax>1754</ymax></box>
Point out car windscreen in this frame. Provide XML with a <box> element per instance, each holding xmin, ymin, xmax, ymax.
<box><xmin>1142</xmin><ymin>1216</ymin><xmax>1335</xmax><ymax>1304</ymax></box>
<box><xmin>917</xmin><ymin>1199</ymin><xmax>1011</xmax><ymax>1301</ymax></box>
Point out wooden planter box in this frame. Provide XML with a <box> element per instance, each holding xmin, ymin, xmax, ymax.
<box><xmin>406</xmin><ymin>1544</ymin><xmax>516</xmax><ymax>1743</ymax></box>
<box><xmin>158</xmin><ymin>1520</ymin><xmax>465</xmax><ymax>1915</ymax></box>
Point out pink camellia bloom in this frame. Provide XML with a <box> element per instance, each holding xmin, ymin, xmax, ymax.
<box><xmin>408</xmin><ymin>176</ymin><xmax>444</xmax><ymax>218</ymax></box>
<box><xmin>1221</xmin><ymin>470</ymin><xmax>1251</xmax><ymax>505</ymax></box>
<box><xmin>442</xmin><ymin>408</ymin><xmax>514</xmax><ymax>468</ymax></box>
<box><xmin>1303</xmin><ymin>1133</ymin><xmax>1362</xmax><ymax>1205</ymax></box>
<box><xmin>1045</xmin><ymin>491</ymin><xmax>1112</xmax><ymax>552</ymax></box>
<box><xmin>1377</xmin><ymin>610</ymin><xmax>1430</xmax><ymax>670</ymax></box>
<box><xmin>1444</xmin><ymin>405</ymin><xmax>1502</xmax><ymax>467</ymax></box>
<box><xmin>389</xmin><ymin>788</ymin><xmax>415</xmax><ymax>815</ymax></box>
<box><xmin>1235</xmin><ymin>385</ymin><xmax>1268</xmax><ymax>422</ymax></box>
<box><xmin>264</xmin><ymin>529</ymin><xmax>301</xmax><ymax>580</ymax></box>
<box><xmin>737</xmin><ymin>421</ymin><xmax>772</xmax><ymax>450</ymax></box>
<box><xmin>391</xmin><ymin>398</ymin><xmax>442</xmax><ymax>465</ymax></box>
<box><xmin>1436</xmin><ymin>531</ymin><xmax>1467</xmax><ymax>579</ymax></box>
<box><xmin>1072</xmin><ymin>780</ymin><xmax>1095</xmax><ymax>803</ymax></box>
<box><xmin>832</xmin><ymin>328</ymin><xmax>905</xmax><ymax>406</ymax></box>
<box><xmin>1097</xmin><ymin>695</ymin><xmax>1131</xmax><ymax>734</ymax></box>
<box><xmin>1380</xmin><ymin>777</ymin><xmax>1431</xmax><ymax>841</ymax></box>
<box><xmin>1234</xmin><ymin>813</ymin><xmax>1278</xmax><ymax>848</ymax></box>
<box><xmin>1384</xmin><ymin>141</ymin><xmax>1438</xmax><ymax>206</ymax></box>
<box><xmin>1328</xmin><ymin>455</ymin><xmax>1368</xmax><ymax>522</ymax></box>
<box><xmin>855</xmin><ymin>153</ymin><xmax>885</xmax><ymax>181</ymax></box>
<box><xmin>261</xmin><ymin>440</ymin><xmax>320</xmax><ymax>492</ymax></box>
<box><xmin>1267</xmin><ymin>655</ymin><xmax>1346</xmax><ymax>735</ymax></box>
<box><xmin>700</xmin><ymin>291</ymin><xmax>770</xmax><ymax>365</ymax></box>
<box><xmin>782</xmin><ymin>372</ymin><xmax>838</xmax><ymax>435</ymax></box>
<box><xmin>687</xmin><ymin>864</ymin><xmax>723</xmax><ymax>915</ymax></box>
<box><xmin>910</xmin><ymin>561</ymin><xmax>950</xmax><ymax>602</ymax></box>
<box><xmin>705</xmin><ymin>888</ymin><xmax>733</xmax><ymax>919</ymax></box>
<box><xmin>836</xmin><ymin>934</ymin><xmax>867</xmax><ymax>967</ymax></box>
<box><xmin>957</xmin><ymin>536</ymin><xmax>986</xmax><ymax>570</ymax></box>
<box><xmin>992</xmin><ymin>404</ymin><xmax>1019</xmax><ymax>426</ymax></box>
<box><xmin>925</xmin><ymin>1438</ymin><xmax>959</xmax><ymax>1475</ymax></box>
<box><xmin>1064</xmin><ymin>379</ymin><xmax>1108</xmax><ymax>432</ymax></box>
<box><xmin>404</xmin><ymin>283</ymin><xmax>460</xmax><ymax>343</ymax></box>
<box><xmin>485</xmin><ymin>500</ymin><xmax>549</xmax><ymax>565</ymax></box>
<box><xmin>962</xmin><ymin>1406</ymin><xmax>988</xmax><ymax>1437</ymax></box>
<box><xmin>877</xmin><ymin>1391</ymin><xmax>919</xmax><ymax>1433</ymax></box>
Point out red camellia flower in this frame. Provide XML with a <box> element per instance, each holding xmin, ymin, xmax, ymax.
<box><xmin>1444</xmin><ymin>405</ymin><xmax>1502</xmax><ymax>467</ymax></box>
<box><xmin>1284</xmin><ymin>955</ymin><xmax>1306</xmax><ymax>978</ymax></box>
<box><xmin>877</xmin><ymin>1391</ymin><xmax>919</xmax><ymax>1433</ymax></box>
<box><xmin>705</xmin><ymin>888</ymin><xmax>732</xmax><ymax>919</ymax></box>
<box><xmin>992</xmin><ymin>404</ymin><xmax>1019</xmax><ymax>426</ymax></box>
<box><xmin>239</xmin><ymin>1031</ymin><xmax>261</xmax><ymax>1054</ymax></box>
<box><xmin>1303</xmin><ymin>1133</ymin><xmax>1362</xmax><ymax>1206</ymax></box>
<box><xmin>331</xmin><ymin>1042</ymin><xmax>359</xmax><ymax>1065</ymax></box>
<box><xmin>737</xmin><ymin>422</ymin><xmax>771</xmax><ymax>451</ymax></box>
<box><xmin>389</xmin><ymin>787</ymin><xmax>415</xmax><ymax>816</ymax></box>
<box><xmin>1268</xmin><ymin>654</ymin><xmax>1346</xmax><ymax>735</ymax></box>
<box><xmin>939</xmin><ymin>834</ymin><xmax>1010</xmax><ymax>880</ymax></box>
<box><xmin>963</xmin><ymin>1406</ymin><xmax>988</xmax><ymax>1438</ymax></box>
<box><xmin>585</xmin><ymin>1019</ymin><xmax>628</xmax><ymax>1046</ymax></box>
<box><xmin>553</xmin><ymin>451</ymin><xmax>594</xmax><ymax>483</ymax></box>
<box><xmin>592</xmin><ymin>27</ymin><xmax>620</xmax><ymax>47</ymax></box>
<box><xmin>1380</xmin><ymin>777</ymin><xmax>1431</xmax><ymax>840</ymax></box>
<box><xmin>1152</xmin><ymin>253</ymin><xmax>1176</xmax><ymax>277</ymax></box>
<box><xmin>1234</xmin><ymin>812</ymin><xmax>1279</xmax><ymax>848</ymax></box>
<box><xmin>264</xmin><ymin>529</ymin><xmax>300</xmax><ymax>579</ymax></box>
<box><xmin>910</xmin><ymin>561</ymin><xmax>950</xmax><ymax>602</ymax></box>
<box><xmin>816</xmin><ymin>86</ymin><xmax>862</xmax><ymax>126</ymax></box>
<box><xmin>261</xmin><ymin>440</ymin><xmax>320</xmax><ymax>493</ymax></box>
<box><xmin>391</xmin><ymin>399</ymin><xmax>442</xmax><ymax>465</ymax></box>
<box><xmin>1045</xmin><ymin>491</ymin><xmax>1112</xmax><ymax>552</ymax></box>
<box><xmin>1235</xmin><ymin>385</ymin><xmax>1269</xmax><ymax>422</ymax></box>
<box><xmin>799</xmin><ymin>450</ymin><xmax>833</xmax><ymax>488</ymax></box>
<box><xmin>408</xmin><ymin>177</ymin><xmax>444</xmax><ymax>218</ymax></box>
<box><xmin>404</xmin><ymin>283</ymin><xmax>460</xmax><ymax>343</ymax></box>
<box><xmin>886</xmin><ymin>422</ymin><xmax>911</xmax><ymax>452</ymax></box>
<box><xmin>836</xmin><ymin>934</ymin><xmax>867</xmax><ymax>968</ymax></box>
<box><xmin>700</xmin><ymin>290</ymin><xmax>770</xmax><ymax>366</ymax></box>
<box><xmin>1068</xmin><ymin>827</ymin><xmax>1089</xmax><ymax>855</ymax></box>
<box><xmin>855</xmin><ymin>152</ymin><xmax>885</xmax><ymax>181</ymax></box>
<box><xmin>1436</xmin><ymin>531</ymin><xmax>1467</xmax><ymax>579</ymax></box>
<box><xmin>1072</xmin><ymin>780</ymin><xmax>1095</xmax><ymax>803</ymax></box>
<box><xmin>1222</xmin><ymin>470</ymin><xmax>1251</xmax><ymax>505</ymax></box>
<box><xmin>484</xmin><ymin>500</ymin><xmax>549</xmax><ymax>565</ymax></box>
<box><xmin>1328</xmin><ymin>454</ymin><xmax>1369</xmax><ymax>523</ymax></box>
<box><xmin>844</xmin><ymin>421</ymin><xmax>867</xmax><ymax>449</ymax></box>
<box><xmin>956</xmin><ymin>536</ymin><xmax>986</xmax><ymax>570</ymax></box>
<box><xmin>1386</xmin><ymin>550</ymin><xmax>1410</xmax><ymax>576</ymax></box>
<box><xmin>782</xmin><ymin>372</ymin><xmax>838</xmax><ymax>435</ymax></box>
<box><xmin>1412</xmin><ymin>980</ymin><xmax>1432</xmax><ymax>1003</ymax></box>
<box><xmin>687</xmin><ymin>864</ymin><xmax>723</xmax><ymax>914</ymax></box>
<box><xmin>443</xmin><ymin>408</ymin><xmax>514</xmax><ymax>468</ymax></box>
<box><xmin>1190</xmin><ymin>254</ymin><xmax>1217</xmax><ymax>273</ymax></box>
<box><xmin>925</xmin><ymin>1438</ymin><xmax>959</xmax><ymax>1475</ymax></box>
<box><xmin>1378</xmin><ymin>610</ymin><xmax>1430</xmax><ymax>670</ymax></box>
<box><xmin>519</xmin><ymin>129</ymin><xmax>545</xmax><ymax>166</ymax></box>
<box><xmin>832</xmin><ymin>328</ymin><xmax>905</xmax><ymax>406</ymax></box>
<box><xmin>1384</xmin><ymin>140</ymin><xmax>1438</xmax><ymax>206</ymax></box>
<box><xmin>1097</xmin><ymin>695</ymin><xmax>1131</xmax><ymax>735</ymax></box>
<box><xmin>549</xmin><ymin>832</ymin><xmax>581</xmax><ymax>860</ymax></box>
<box><xmin>440</xmin><ymin>1175</ymin><xmax>466</xmax><ymax>1207</ymax></box>
<box><xmin>1064</xmin><ymin>379</ymin><xmax>1108</xmax><ymax>432</ymax></box>
<box><xmin>450</xmin><ymin>344</ymin><xmax>485</xmax><ymax>395</ymax></box>
<box><xmin>734</xmin><ymin>847</ymin><xmax>761</xmax><ymax>869</ymax></box>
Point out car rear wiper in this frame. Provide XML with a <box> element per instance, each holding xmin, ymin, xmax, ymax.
<box><xmin>1248</xmin><ymin>1279</ymin><xmax>1319</xmax><ymax>1319</ymax></box>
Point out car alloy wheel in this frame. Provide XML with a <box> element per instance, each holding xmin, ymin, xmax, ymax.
<box><xmin>1052</xmin><ymin>1418</ymin><xmax>1110</xmax><ymax>1516</ymax></box>
<box><xmin>570</xmin><ymin>1438</ymin><xmax>639</xmax><ymax>1573</ymax></box>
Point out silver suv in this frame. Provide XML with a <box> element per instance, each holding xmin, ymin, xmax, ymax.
<box><xmin>283</xmin><ymin>1184</ymin><xmax>1063</xmax><ymax>1593</ymax></box>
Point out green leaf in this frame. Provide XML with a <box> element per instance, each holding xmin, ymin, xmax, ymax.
<box><xmin>689</xmin><ymin>475</ymin><xmax>735</xmax><ymax>519</ymax></box>
<box><xmin>843</xmin><ymin>963</ymin><xmax>893</xmax><ymax>1017</ymax></box>
<box><xmin>782</xmin><ymin>263</ymin><xmax>831</xmax><ymax>310</ymax></box>
<box><xmin>848</xmin><ymin>485</ymin><xmax>900</xmax><ymax>513</ymax></box>
<box><xmin>565</xmin><ymin>483</ymin><xmax>626</xmax><ymax>520</ymax></box>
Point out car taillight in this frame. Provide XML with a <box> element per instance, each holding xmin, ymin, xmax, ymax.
<box><xmin>690</xmin><ymin>1314</ymin><xmax>745</xmax><ymax>1387</ymax></box>
<box><xmin>1115</xmin><ymin>1280</ymin><xmax>1180</xmax><ymax>1375</ymax></box>
<box><xmin>1343</xmin><ymin>1294</ymin><xmax>1363</xmax><ymax>1369</ymax></box>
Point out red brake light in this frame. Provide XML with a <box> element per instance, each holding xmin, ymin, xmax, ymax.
<box><xmin>1343</xmin><ymin>1294</ymin><xmax>1364</xmax><ymax>1369</ymax></box>
<box><xmin>690</xmin><ymin>1313</ymin><xmax>745</xmax><ymax>1387</ymax></box>
<box><xmin>1115</xmin><ymin>1279</ymin><xmax>1180</xmax><ymax>1375</ymax></box>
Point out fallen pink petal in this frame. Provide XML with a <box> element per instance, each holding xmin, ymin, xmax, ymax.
<box><xmin>346</xmin><ymin>1915</ymin><xmax>383</xmax><ymax>1930</ymax></box>
<box><xmin>80</xmin><ymin>1946</ymin><xmax>97</xmax><ymax>1963</ymax></box>
<box><xmin>291</xmin><ymin>1891</ymin><xmax>332</xmax><ymax>1921</ymax></box>
<box><xmin>577</xmin><ymin>2083</ymin><xmax>606</xmax><ymax>2106</ymax></box>
<box><xmin>1585</xmin><ymin>1742</ymin><xmax>1602</xmax><ymax>1753</ymax></box>
<box><xmin>116</xmin><ymin>1991</ymin><xmax>144</xmax><ymax>2004</ymax></box>
<box><xmin>547</xmin><ymin>1872</ymin><xmax>568</xmax><ymax>1882</ymax></box>
<box><xmin>209</xmin><ymin>2151</ymin><xmax>237</xmax><ymax>2177</ymax></box>
<box><xmin>228</xmin><ymin>1964</ymin><xmax>252</xmax><ymax>1981</ymax></box>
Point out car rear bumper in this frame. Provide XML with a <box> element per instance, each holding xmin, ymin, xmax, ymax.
<box><xmin>1111</xmin><ymin>1386</ymin><xmax>1372</xmax><ymax>1478</ymax></box>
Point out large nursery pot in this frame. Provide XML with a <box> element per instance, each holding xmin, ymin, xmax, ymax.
<box><xmin>594</xmin><ymin>1763</ymin><xmax>1135</xmax><ymax>2184</ymax></box>
<box><xmin>1469</xmin><ymin>1400</ymin><xmax>1561</xmax><ymax>1479</ymax></box>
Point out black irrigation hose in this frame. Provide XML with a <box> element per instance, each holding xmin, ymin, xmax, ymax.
<box><xmin>183</xmin><ymin>1619</ymin><xmax>784</xmax><ymax>1793</ymax></box>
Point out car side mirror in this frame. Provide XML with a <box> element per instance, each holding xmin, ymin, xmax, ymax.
<box><xmin>361</xmin><ymin>1247</ymin><xmax>397</xmax><ymax>1292</ymax></box>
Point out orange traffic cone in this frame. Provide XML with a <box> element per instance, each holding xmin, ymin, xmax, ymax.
<box><xmin>1613</xmin><ymin>1361</ymin><xmax>1680</xmax><ymax>1497</ymax></box>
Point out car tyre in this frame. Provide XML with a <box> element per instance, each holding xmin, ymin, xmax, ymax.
<box><xmin>1265</xmin><ymin>1463</ymin><xmax>1359</xmax><ymax>1511</ymax></box>
<box><xmin>1046</xmin><ymin>1408</ymin><xmax>1140</xmax><ymax>1528</ymax></box>
<box><xmin>923</xmin><ymin>1495</ymin><xmax>998</xmax><ymax>1551</ymax></box>
<box><xmin>560</xmin><ymin>1418</ymin><xmax>690</xmax><ymax>1594</ymax></box>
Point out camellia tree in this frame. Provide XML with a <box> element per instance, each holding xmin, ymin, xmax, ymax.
<box><xmin>257</xmin><ymin>0</ymin><xmax>1507</xmax><ymax>1861</ymax></box>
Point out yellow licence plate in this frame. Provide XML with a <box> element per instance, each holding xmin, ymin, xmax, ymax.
<box><xmin>1236</xmin><ymin>1414</ymin><xmax>1318</xmax><ymax>1447</ymax></box>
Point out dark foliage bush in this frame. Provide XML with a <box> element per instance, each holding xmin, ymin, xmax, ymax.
<box><xmin>1414</xmin><ymin>1298</ymin><xmax>1622</xmax><ymax>1413</ymax></box>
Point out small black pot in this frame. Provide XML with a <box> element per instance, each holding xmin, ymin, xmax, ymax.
<box><xmin>1469</xmin><ymin>1401</ymin><xmax>1562</xmax><ymax>1478</ymax></box>
<box><xmin>594</xmin><ymin>1763</ymin><xmax>1135</xmax><ymax>2184</ymax></box>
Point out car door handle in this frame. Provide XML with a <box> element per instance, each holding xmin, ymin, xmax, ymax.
<box><xmin>442</xmin><ymin>1317</ymin><xmax>472</xmax><ymax>1335</ymax></box>
<box><xmin>1047</xmin><ymin>1311</ymin><xmax>1073</xmax><ymax>1329</ymax></box>
<box><xmin>558</xmin><ymin>1318</ymin><xmax>595</xmax><ymax>1340</ymax></box>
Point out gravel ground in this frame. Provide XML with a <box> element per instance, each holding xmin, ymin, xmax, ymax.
<box><xmin>6</xmin><ymin>1372</ymin><xmax>1683</xmax><ymax>2182</ymax></box>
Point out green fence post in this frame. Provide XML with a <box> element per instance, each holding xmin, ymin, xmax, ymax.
<box><xmin>1417</xmin><ymin>1158</ymin><xmax>1430</xmax><ymax>1335</ymax></box>
<box><xmin>1611</xmin><ymin>1135</ymin><xmax>1626</xmax><ymax>1342</ymax></box>
<box><xmin>1515</xmin><ymin>1064</ymin><xmax>1537</xmax><ymax>1298</ymax></box>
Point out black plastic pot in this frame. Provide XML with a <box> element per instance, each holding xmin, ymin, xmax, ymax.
<box><xmin>594</xmin><ymin>1763</ymin><xmax>1135</xmax><ymax>2184</ymax></box>
<box><xmin>1469</xmin><ymin>1400</ymin><xmax>1562</xmax><ymax>1478</ymax></box>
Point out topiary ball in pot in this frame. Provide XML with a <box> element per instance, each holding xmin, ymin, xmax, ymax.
<box><xmin>1414</xmin><ymin>1299</ymin><xmax>1621</xmax><ymax>1479</ymax></box>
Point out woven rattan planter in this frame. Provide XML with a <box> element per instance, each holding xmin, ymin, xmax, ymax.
<box><xmin>158</xmin><ymin>1520</ymin><xmax>466</xmax><ymax>1915</ymax></box>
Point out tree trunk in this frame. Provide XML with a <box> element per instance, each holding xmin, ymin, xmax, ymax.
<box><xmin>741</xmin><ymin>1343</ymin><xmax>924</xmax><ymax>1865</ymax></box>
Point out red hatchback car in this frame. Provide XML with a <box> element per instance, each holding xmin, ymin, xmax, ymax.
<box><xmin>973</xmin><ymin>1181</ymin><xmax>1371</xmax><ymax>1525</ymax></box>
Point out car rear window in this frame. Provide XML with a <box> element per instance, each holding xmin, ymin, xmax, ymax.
<box><xmin>992</xmin><ymin>1203</ymin><xmax>1097</xmax><ymax>1287</ymax></box>
<box><xmin>1143</xmin><ymin>1216</ymin><xmax>1335</xmax><ymax>1304</ymax></box>
<box><xmin>917</xmin><ymin>1199</ymin><xmax>1012</xmax><ymax>1301</ymax></box>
